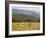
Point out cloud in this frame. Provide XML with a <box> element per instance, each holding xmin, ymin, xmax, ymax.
<box><xmin>12</xmin><ymin>4</ymin><xmax>40</xmax><ymax>13</ymax></box>
<box><xmin>12</xmin><ymin>6</ymin><xmax>40</xmax><ymax>13</ymax></box>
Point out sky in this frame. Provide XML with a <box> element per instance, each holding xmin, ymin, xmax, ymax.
<box><xmin>12</xmin><ymin>4</ymin><xmax>40</xmax><ymax>13</ymax></box>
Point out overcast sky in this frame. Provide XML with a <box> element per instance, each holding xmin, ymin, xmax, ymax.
<box><xmin>12</xmin><ymin>4</ymin><xmax>40</xmax><ymax>13</ymax></box>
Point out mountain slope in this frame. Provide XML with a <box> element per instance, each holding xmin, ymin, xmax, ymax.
<box><xmin>12</xmin><ymin>9</ymin><xmax>40</xmax><ymax>22</ymax></box>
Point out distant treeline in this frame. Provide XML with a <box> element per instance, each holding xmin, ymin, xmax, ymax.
<box><xmin>12</xmin><ymin>17</ymin><xmax>40</xmax><ymax>22</ymax></box>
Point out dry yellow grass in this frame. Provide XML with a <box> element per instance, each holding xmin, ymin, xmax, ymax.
<box><xmin>12</xmin><ymin>22</ymin><xmax>40</xmax><ymax>31</ymax></box>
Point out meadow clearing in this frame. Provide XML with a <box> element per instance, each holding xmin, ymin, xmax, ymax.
<box><xmin>12</xmin><ymin>22</ymin><xmax>40</xmax><ymax>31</ymax></box>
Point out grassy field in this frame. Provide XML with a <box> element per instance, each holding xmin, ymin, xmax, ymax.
<box><xmin>12</xmin><ymin>22</ymin><xmax>40</xmax><ymax>31</ymax></box>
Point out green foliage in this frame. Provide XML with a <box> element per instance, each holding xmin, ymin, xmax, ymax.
<box><xmin>12</xmin><ymin>17</ymin><xmax>40</xmax><ymax>22</ymax></box>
